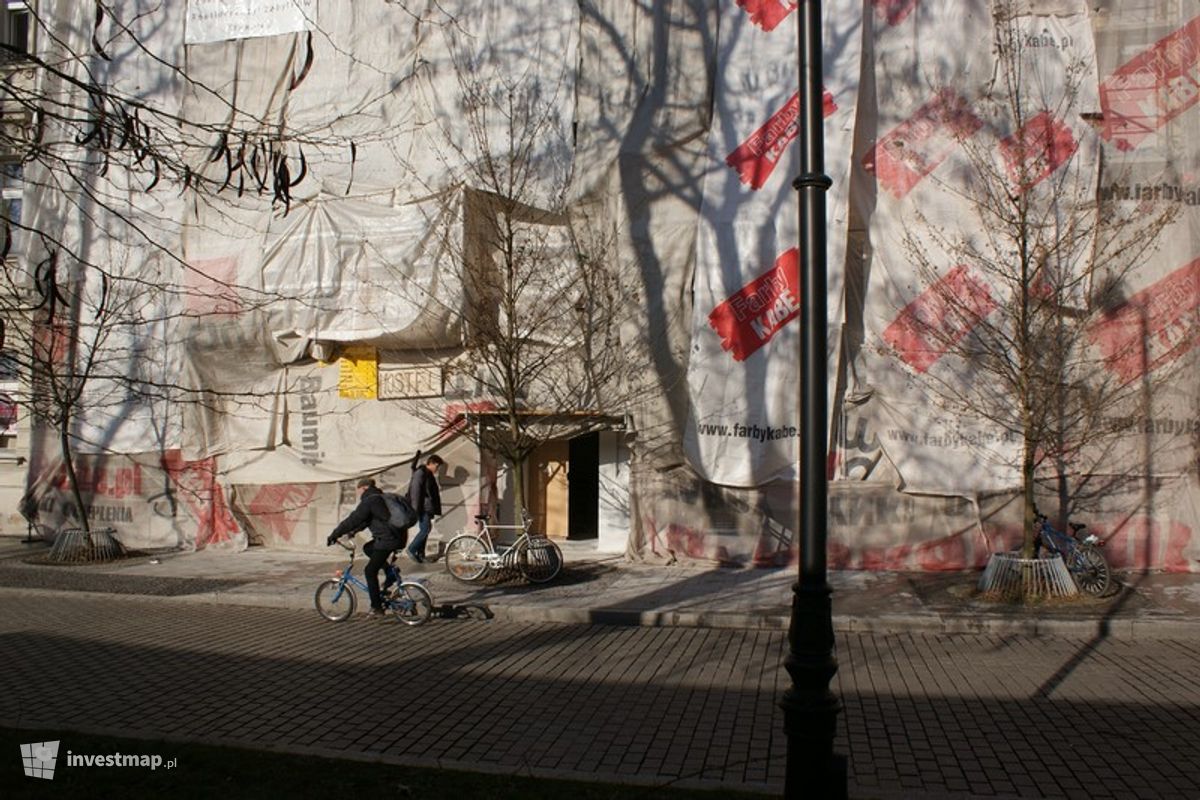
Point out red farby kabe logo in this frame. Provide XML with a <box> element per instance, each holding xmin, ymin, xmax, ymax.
<box><xmin>873</xmin><ymin>0</ymin><xmax>920</xmax><ymax>26</ymax></box>
<box><xmin>736</xmin><ymin>0</ymin><xmax>796</xmax><ymax>32</ymax></box>
<box><xmin>864</xmin><ymin>88</ymin><xmax>983</xmax><ymax>199</ymax></box>
<box><xmin>185</xmin><ymin>256</ymin><xmax>243</xmax><ymax>316</ymax></box>
<box><xmin>883</xmin><ymin>264</ymin><xmax>998</xmax><ymax>373</ymax></box>
<box><xmin>161</xmin><ymin>450</ymin><xmax>241</xmax><ymax>548</ymax></box>
<box><xmin>246</xmin><ymin>484</ymin><xmax>319</xmax><ymax>542</ymax></box>
<box><xmin>1098</xmin><ymin>15</ymin><xmax>1200</xmax><ymax>152</ymax></box>
<box><xmin>999</xmin><ymin>111</ymin><xmax>1077</xmax><ymax>193</ymax></box>
<box><xmin>708</xmin><ymin>248</ymin><xmax>800</xmax><ymax>362</ymax></box>
<box><xmin>50</xmin><ymin>462</ymin><xmax>143</xmax><ymax>500</ymax></box>
<box><xmin>726</xmin><ymin>90</ymin><xmax>837</xmax><ymax>191</ymax></box>
<box><xmin>1088</xmin><ymin>258</ymin><xmax>1200</xmax><ymax>382</ymax></box>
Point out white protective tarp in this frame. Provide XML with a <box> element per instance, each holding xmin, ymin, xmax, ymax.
<box><xmin>1085</xmin><ymin>6</ymin><xmax>1200</xmax><ymax>483</ymax></box>
<box><xmin>825</xmin><ymin>1</ymin><xmax>1200</xmax><ymax>570</ymax></box>
<box><xmin>22</xmin><ymin>1</ymin><xmax>578</xmax><ymax>550</ymax></box>
<box><xmin>24</xmin><ymin>1</ymin><xmax>190</xmax><ymax>458</ymax></box>
<box><xmin>171</xmin><ymin>0</ymin><xmax>578</xmax><ymax>467</ymax></box>
<box><xmin>854</xmin><ymin>1</ymin><xmax>1099</xmax><ymax>494</ymax></box>
<box><xmin>17</xmin><ymin>1</ymin><xmax>1200</xmax><ymax>568</ymax></box>
<box><xmin>683</xmin><ymin>0</ymin><xmax>861</xmax><ymax>487</ymax></box>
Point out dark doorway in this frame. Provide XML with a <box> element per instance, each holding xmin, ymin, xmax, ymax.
<box><xmin>568</xmin><ymin>433</ymin><xmax>599</xmax><ymax>540</ymax></box>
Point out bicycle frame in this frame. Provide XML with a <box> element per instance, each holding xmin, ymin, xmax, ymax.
<box><xmin>443</xmin><ymin>510</ymin><xmax>563</xmax><ymax>584</ymax></box>
<box><xmin>329</xmin><ymin>545</ymin><xmax>401</xmax><ymax>600</ymax></box>
<box><xmin>470</xmin><ymin>516</ymin><xmax>533</xmax><ymax>568</ymax></box>
<box><xmin>318</xmin><ymin>539</ymin><xmax>434</xmax><ymax>624</ymax></box>
<box><xmin>1035</xmin><ymin>512</ymin><xmax>1103</xmax><ymax>557</ymax></box>
<box><xmin>1033</xmin><ymin>508</ymin><xmax>1111</xmax><ymax>596</ymax></box>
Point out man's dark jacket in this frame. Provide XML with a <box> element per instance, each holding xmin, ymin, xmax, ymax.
<box><xmin>330</xmin><ymin>486</ymin><xmax>404</xmax><ymax>550</ymax></box>
<box><xmin>407</xmin><ymin>466</ymin><xmax>442</xmax><ymax>517</ymax></box>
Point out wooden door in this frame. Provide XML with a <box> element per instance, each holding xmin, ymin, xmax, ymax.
<box><xmin>529</xmin><ymin>440</ymin><xmax>569</xmax><ymax>539</ymax></box>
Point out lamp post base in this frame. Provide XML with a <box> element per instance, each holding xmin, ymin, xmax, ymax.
<box><xmin>781</xmin><ymin>582</ymin><xmax>846</xmax><ymax>799</ymax></box>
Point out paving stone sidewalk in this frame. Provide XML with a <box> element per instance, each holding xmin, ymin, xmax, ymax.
<box><xmin>1</xmin><ymin>534</ymin><xmax>1198</xmax><ymax>639</ymax></box>
<box><xmin>3</xmin><ymin>594</ymin><xmax>1199</xmax><ymax>799</ymax></box>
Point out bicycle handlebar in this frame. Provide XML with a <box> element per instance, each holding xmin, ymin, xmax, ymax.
<box><xmin>331</xmin><ymin>538</ymin><xmax>403</xmax><ymax>561</ymax></box>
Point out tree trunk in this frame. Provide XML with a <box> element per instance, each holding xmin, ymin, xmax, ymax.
<box><xmin>510</xmin><ymin>454</ymin><xmax>527</xmax><ymax>525</ymax></box>
<box><xmin>1021</xmin><ymin>442</ymin><xmax>1036</xmax><ymax>559</ymax></box>
<box><xmin>59</xmin><ymin>422</ymin><xmax>90</xmax><ymax>534</ymax></box>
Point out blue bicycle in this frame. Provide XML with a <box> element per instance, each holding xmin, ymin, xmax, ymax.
<box><xmin>315</xmin><ymin>539</ymin><xmax>434</xmax><ymax>625</ymax></box>
<box><xmin>1033</xmin><ymin>507</ymin><xmax>1112</xmax><ymax>597</ymax></box>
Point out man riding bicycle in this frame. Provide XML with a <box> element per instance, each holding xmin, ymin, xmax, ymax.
<box><xmin>327</xmin><ymin>477</ymin><xmax>407</xmax><ymax>617</ymax></box>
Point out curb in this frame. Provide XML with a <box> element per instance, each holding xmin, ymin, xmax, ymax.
<box><xmin>481</xmin><ymin>604</ymin><xmax>793</xmax><ymax>630</ymax></box>
<box><xmin>2</xmin><ymin>585</ymin><xmax>1198</xmax><ymax>639</ymax></box>
<box><xmin>833</xmin><ymin>612</ymin><xmax>1200</xmax><ymax>640</ymax></box>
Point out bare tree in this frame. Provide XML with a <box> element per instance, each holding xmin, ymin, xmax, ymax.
<box><xmin>401</xmin><ymin>73</ymin><xmax>633</xmax><ymax>518</ymax></box>
<box><xmin>0</xmin><ymin>3</ymin><xmax>336</xmax><ymax>540</ymax></box>
<box><xmin>887</xmin><ymin>2</ymin><xmax>1182</xmax><ymax>558</ymax></box>
<box><xmin>0</xmin><ymin>250</ymin><xmax>155</xmax><ymax>532</ymax></box>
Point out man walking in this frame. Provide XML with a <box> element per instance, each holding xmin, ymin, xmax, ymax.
<box><xmin>327</xmin><ymin>477</ymin><xmax>405</xmax><ymax>617</ymax></box>
<box><xmin>405</xmin><ymin>454</ymin><xmax>443</xmax><ymax>563</ymax></box>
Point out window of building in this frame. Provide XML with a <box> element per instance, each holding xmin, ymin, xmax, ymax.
<box><xmin>1</xmin><ymin>2</ymin><xmax>30</xmax><ymax>55</ymax></box>
<box><xmin>0</xmin><ymin>349</ymin><xmax>17</xmax><ymax>381</ymax></box>
<box><xmin>1</xmin><ymin>162</ymin><xmax>22</xmax><ymax>257</ymax></box>
<box><xmin>0</xmin><ymin>352</ymin><xmax>17</xmax><ymax>439</ymax></box>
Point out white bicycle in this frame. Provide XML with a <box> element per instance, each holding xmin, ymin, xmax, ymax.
<box><xmin>443</xmin><ymin>511</ymin><xmax>563</xmax><ymax>584</ymax></box>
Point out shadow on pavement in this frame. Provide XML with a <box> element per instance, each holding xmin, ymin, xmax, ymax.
<box><xmin>3</xmin><ymin>597</ymin><xmax>1196</xmax><ymax>799</ymax></box>
<box><xmin>433</xmin><ymin>603</ymin><xmax>494</xmax><ymax>621</ymax></box>
<box><xmin>439</xmin><ymin>560</ymin><xmax>620</xmax><ymax>606</ymax></box>
<box><xmin>0</xmin><ymin>599</ymin><xmax>789</xmax><ymax>792</ymax></box>
<box><xmin>0</xmin><ymin>559</ymin><xmax>253</xmax><ymax>596</ymax></box>
<box><xmin>595</xmin><ymin>565</ymin><xmax>785</xmax><ymax>615</ymax></box>
<box><xmin>1034</xmin><ymin>571</ymin><xmax>1143</xmax><ymax>699</ymax></box>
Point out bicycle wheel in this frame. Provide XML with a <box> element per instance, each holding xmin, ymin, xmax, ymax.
<box><xmin>314</xmin><ymin>579</ymin><xmax>357</xmax><ymax>622</ymax></box>
<box><xmin>1073</xmin><ymin>545</ymin><xmax>1112</xmax><ymax>597</ymax></box>
<box><xmin>517</xmin><ymin>537</ymin><xmax>563</xmax><ymax>584</ymax></box>
<box><xmin>390</xmin><ymin>582</ymin><xmax>434</xmax><ymax>626</ymax></box>
<box><xmin>444</xmin><ymin>534</ymin><xmax>489</xmax><ymax>582</ymax></box>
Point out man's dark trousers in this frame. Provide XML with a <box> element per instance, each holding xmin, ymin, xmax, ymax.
<box><xmin>363</xmin><ymin>540</ymin><xmax>395</xmax><ymax>610</ymax></box>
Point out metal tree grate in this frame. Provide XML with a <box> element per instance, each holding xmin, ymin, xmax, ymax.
<box><xmin>47</xmin><ymin>527</ymin><xmax>124</xmax><ymax>563</ymax></box>
<box><xmin>978</xmin><ymin>551</ymin><xmax>1078</xmax><ymax>601</ymax></box>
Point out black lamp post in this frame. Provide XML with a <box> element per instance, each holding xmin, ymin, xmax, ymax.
<box><xmin>780</xmin><ymin>1</ymin><xmax>846</xmax><ymax>797</ymax></box>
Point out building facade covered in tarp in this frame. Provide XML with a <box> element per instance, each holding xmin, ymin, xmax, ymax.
<box><xmin>12</xmin><ymin>0</ymin><xmax>1200</xmax><ymax>573</ymax></box>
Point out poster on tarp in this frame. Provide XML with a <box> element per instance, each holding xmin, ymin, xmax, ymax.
<box><xmin>22</xmin><ymin>447</ymin><xmax>246</xmax><ymax>552</ymax></box>
<box><xmin>185</xmin><ymin>0</ymin><xmax>315</xmax><ymax>45</ymax></box>
<box><xmin>337</xmin><ymin>346</ymin><xmax>378</xmax><ymax>400</ymax></box>
<box><xmin>682</xmin><ymin>0</ymin><xmax>860</xmax><ymax>487</ymax></box>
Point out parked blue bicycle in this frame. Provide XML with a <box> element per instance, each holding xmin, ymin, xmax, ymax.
<box><xmin>315</xmin><ymin>539</ymin><xmax>434</xmax><ymax>625</ymax></box>
<box><xmin>1033</xmin><ymin>507</ymin><xmax>1112</xmax><ymax>597</ymax></box>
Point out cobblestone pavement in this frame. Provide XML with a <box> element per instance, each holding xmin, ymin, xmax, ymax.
<box><xmin>2</xmin><ymin>594</ymin><xmax>1198</xmax><ymax>798</ymax></box>
<box><xmin>3</xmin><ymin>536</ymin><xmax>1198</xmax><ymax>640</ymax></box>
